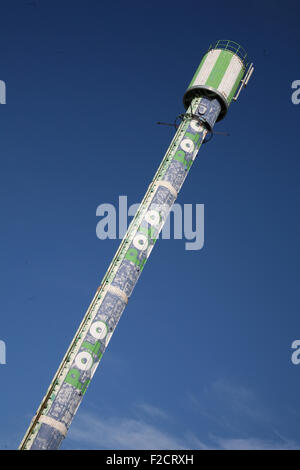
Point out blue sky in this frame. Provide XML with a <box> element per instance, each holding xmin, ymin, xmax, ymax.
<box><xmin>0</xmin><ymin>0</ymin><xmax>300</xmax><ymax>450</ymax></box>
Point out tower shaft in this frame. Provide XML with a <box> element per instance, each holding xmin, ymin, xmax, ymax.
<box><xmin>19</xmin><ymin>40</ymin><xmax>253</xmax><ymax>450</ymax></box>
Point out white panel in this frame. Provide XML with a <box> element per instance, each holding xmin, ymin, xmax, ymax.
<box><xmin>180</xmin><ymin>138</ymin><xmax>195</xmax><ymax>153</ymax></box>
<box><xmin>217</xmin><ymin>55</ymin><xmax>243</xmax><ymax>99</ymax></box>
<box><xmin>90</xmin><ymin>321</ymin><xmax>108</xmax><ymax>340</ymax></box>
<box><xmin>193</xmin><ymin>49</ymin><xmax>221</xmax><ymax>86</ymax></box>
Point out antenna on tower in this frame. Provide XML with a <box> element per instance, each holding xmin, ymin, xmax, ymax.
<box><xmin>157</xmin><ymin>119</ymin><xmax>230</xmax><ymax>143</ymax></box>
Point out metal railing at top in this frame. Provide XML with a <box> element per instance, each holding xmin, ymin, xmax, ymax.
<box><xmin>208</xmin><ymin>39</ymin><xmax>248</xmax><ymax>67</ymax></box>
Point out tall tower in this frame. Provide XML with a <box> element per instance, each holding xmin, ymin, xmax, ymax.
<box><xmin>19</xmin><ymin>40</ymin><xmax>254</xmax><ymax>450</ymax></box>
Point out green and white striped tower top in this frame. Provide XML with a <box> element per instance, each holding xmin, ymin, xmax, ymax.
<box><xmin>183</xmin><ymin>40</ymin><xmax>249</xmax><ymax>121</ymax></box>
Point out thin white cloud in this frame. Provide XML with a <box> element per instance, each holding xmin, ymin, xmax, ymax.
<box><xmin>135</xmin><ymin>402</ymin><xmax>168</xmax><ymax>420</ymax></box>
<box><xmin>187</xmin><ymin>378</ymin><xmax>300</xmax><ymax>450</ymax></box>
<box><xmin>68</xmin><ymin>409</ymin><xmax>299</xmax><ymax>450</ymax></box>
<box><xmin>187</xmin><ymin>392</ymin><xmax>238</xmax><ymax>433</ymax></box>
<box><xmin>189</xmin><ymin>378</ymin><xmax>272</xmax><ymax>431</ymax></box>
<box><xmin>67</xmin><ymin>385</ymin><xmax>300</xmax><ymax>451</ymax></box>
<box><xmin>68</xmin><ymin>410</ymin><xmax>207</xmax><ymax>450</ymax></box>
<box><xmin>210</xmin><ymin>378</ymin><xmax>267</xmax><ymax>422</ymax></box>
<box><xmin>213</xmin><ymin>436</ymin><xmax>299</xmax><ymax>450</ymax></box>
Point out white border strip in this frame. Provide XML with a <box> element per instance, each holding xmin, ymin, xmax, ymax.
<box><xmin>218</xmin><ymin>55</ymin><xmax>243</xmax><ymax>99</ymax></box>
<box><xmin>193</xmin><ymin>49</ymin><xmax>221</xmax><ymax>87</ymax></box>
<box><xmin>157</xmin><ymin>180</ymin><xmax>178</xmax><ymax>199</ymax></box>
<box><xmin>39</xmin><ymin>415</ymin><xmax>68</xmax><ymax>437</ymax></box>
<box><xmin>108</xmin><ymin>284</ymin><xmax>128</xmax><ymax>304</ymax></box>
